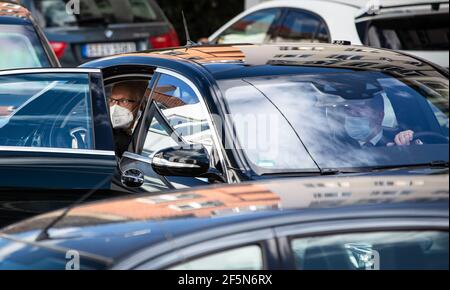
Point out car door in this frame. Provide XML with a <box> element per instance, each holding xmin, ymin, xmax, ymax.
<box><xmin>271</xmin><ymin>8</ymin><xmax>331</xmax><ymax>44</ymax></box>
<box><xmin>119</xmin><ymin>68</ymin><xmax>227</xmax><ymax>192</ymax></box>
<box><xmin>275</xmin><ymin>218</ymin><xmax>449</xmax><ymax>270</ymax></box>
<box><xmin>0</xmin><ymin>68</ymin><xmax>117</xmax><ymax>224</ymax></box>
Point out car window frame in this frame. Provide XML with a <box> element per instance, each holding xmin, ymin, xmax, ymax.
<box><xmin>0</xmin><ymin>67</ymin><xmax>115</xmax><ymax>155</ymax></box>
<box><xmin>119</xmin><ymin>228</ymin><xmax>279</xmax><ymax>270</ymax></box>
<box><xmin>123</xmin><ymin>68</ymin><xmax>229</xmax><ymax>182</ymax></box>
<box><xmin>30</xmin><ymin>18</ymin><xmax>60</xmax><ymax>67</ymax></box>
<box><xmin>272</xmin><ymin>7</ymin><xmax>331</xmax><ymax>44</ymax></box>
<box><xmin>274</xmin><ymin>217</ymin><xmax>449</xmax><ymax>270</ymax></box>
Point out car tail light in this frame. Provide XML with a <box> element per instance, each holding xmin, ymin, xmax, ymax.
<box><xmin>149</xmin><ymin>29</ymin><xmax>180</xmax><ymax>49</ymax></box>
<box><xmin>50</xmin><ymin>41</ymin><xmax>67</xmax><ymax>59</ymax></box>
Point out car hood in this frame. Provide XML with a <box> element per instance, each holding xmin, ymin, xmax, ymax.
<box><xmin>2</xmin><ymin>172</ymin><xmax>448</xmax><ymax>237</ymax></box>
<box><xmin>0</xmin><ymin>172</ymin><xmax>447</xmax><ymax>264</ymax></box>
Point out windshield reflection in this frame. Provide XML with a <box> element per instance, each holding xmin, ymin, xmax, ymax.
<box><xmin>221</xmin><ymin>71</ymin><xmax>449</xmax><ymax>173</ymax></box>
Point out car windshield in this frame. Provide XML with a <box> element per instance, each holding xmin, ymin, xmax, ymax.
<box><xmin>0</xmin><ymin>24</ymin><xmax>50</xmax><ymax>70</ymax></box>
<box><xmin>33</xmin><ymin>0</ymin><xmax>164</xmax><ymax>28</ymax></box>
<box><xmin>219</xmin><ymin>71</ymin><xmax>449</xmax><ymax>174</ymax></box>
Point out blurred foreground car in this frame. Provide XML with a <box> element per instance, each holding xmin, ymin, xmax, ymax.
<box><xmin>207</xmin><ymin>0</ymin><xmax>450</xmax><ymax>68</ymax></box>
<box><xmin>20</xmin><ymin>0</ymin><xmax>180</xmax><ymax>66</ymax></box>
<box><xmin>0</xmin><ymin>174</ymin><xmax>448</xmax><ymax>270</ymax></box>
<box><xmin>0</xmin><ymin>1</ymin><xmax>59</xmax><ymax>70</ymax></box>
<box><xmin>0</xmin><ymin>43</ymin><xmax>448</xmax><ymax>227</ymax></box>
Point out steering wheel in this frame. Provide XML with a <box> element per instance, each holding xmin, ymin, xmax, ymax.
<box><xmin>413</xmin><ymin>132</ymin><xmax>449</xmax><ymax>145</ymax></box>
<box><xmin>70</xmin><ymin>127</ymin><xmax>88</xmax><ymax>149</ymax></box>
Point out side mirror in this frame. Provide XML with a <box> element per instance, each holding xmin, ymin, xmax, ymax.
<box><xmin>121</xmin><ymin>168</ymin><xmax>145</xmax><ymax>188</ymax></box>
<box><xmin>151</xmin><ymin>145</ymin><xmax>210</xmax><ymax>177</ymax></box>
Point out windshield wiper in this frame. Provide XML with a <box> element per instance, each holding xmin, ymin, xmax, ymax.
<box><xmin>429</xmin><ymin>160</ymin><xmax>449</xmax><ymax>168</ymax></box>
<box><xmin>359</xmin><ymin>161</ymin><xmax>449</xmax><ymax>172</ymax></box>
<box><xmin>320</xmin><ymin>168</ymin><xmax>375</xmax><ymax>175</ymax></box>
<box><xmin>319</xmin><ymin>162</ymin><xmax>450</xmax><ymax>175</ymax></box>
<box><xmin>265</xmin><ymin>161</ymin><xmax>449</xmax><ymax>177</ymax></box>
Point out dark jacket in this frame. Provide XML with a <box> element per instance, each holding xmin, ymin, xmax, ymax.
<box><xmin>113</xmin><ymin>129</ymin><xmax>132</xmax><ymax>157</ymax></box>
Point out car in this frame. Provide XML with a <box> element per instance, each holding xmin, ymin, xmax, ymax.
<box><xmin>0</xmin><ymin>174</ymin><xmax>448</xmax><ymax>270</ymax></box>
<box><xmin>0</xmin><ymin>43</ymin><xmax>448</xmax><ymax>227</ymax></box>
<box><xmin>0</xmin><ymin>1</ymin><xmax>59</xmax><ymax>70</ymax></box>
<box><xmin>206</xmin><ymin>0</ymin><xmax>450</xmax><ymax>68</ymax></box>
<box><xmin>19</xmin><ymin>0</ymin><xmax>180</xmax><ymax>66</ymax></box>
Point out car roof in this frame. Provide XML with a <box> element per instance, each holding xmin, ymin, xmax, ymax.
<box><xmin>250</xmin><ymin>0</ymin><xmax>363</xmax><ymax>9</ymax></box>
<box><xmin>84</xmin><ymin>43</ymin><xmax>446</xmax><ymax>81</ymax></box>
<box><xmin>0</xmin><ymin>1</ymin><xmax>32</xmax><ymax>24</ymax></box>
<box><xmin>251</xmin><ymin>0</ymin><xmax>446</xmax><ymax>9</ymax></box>
<box><xmin>1</xmin><ymin>174</ymin><xmax>448</xmax><ymax>263</ymax></box>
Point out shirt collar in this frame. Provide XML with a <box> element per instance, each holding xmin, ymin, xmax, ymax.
<box><xmin>359</xmin><ymin>130</ymin><xmax>383</xmax><ymax>146</ymax></box>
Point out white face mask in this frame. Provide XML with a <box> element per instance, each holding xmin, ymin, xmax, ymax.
<box><xmin>345</xmin><ymin>116</ymin><xmax>372</xmax><ymax>141</ymax></box>
<box><xmin>110</xmin><ymin>105</ymin><xmax>134</xmax><ymax>129</ymax></box>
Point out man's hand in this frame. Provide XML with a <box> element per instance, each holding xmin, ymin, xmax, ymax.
<box><xmin>387</xmin><ymin>130</ymin><xmax>415</xmax><ymax>146</ymax></box>
<box><xmin>395</xmin><ymin>130</ymin><xmax>415</xmax><ymax>146</ymax></box>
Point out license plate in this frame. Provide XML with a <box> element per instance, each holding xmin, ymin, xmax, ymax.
<box><xmin>82</xmin><ymin>42</ymin><xmax>137</xmax><ymax>58</ymax></box>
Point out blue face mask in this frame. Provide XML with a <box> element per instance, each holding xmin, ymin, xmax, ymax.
<box><xmin>345</xmin><ymin>116</ymin><xmax>372</xmax><ymax>141</ymax></box>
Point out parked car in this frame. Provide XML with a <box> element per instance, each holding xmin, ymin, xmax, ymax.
<box><xmin>0</xmin><ymin>174</ymin><xmax>448</xmax><ymax>270</ymax></box>
<box><xmin>0</xmin><ymin>1</ymin><xmax>59</xmax><ymax>70</ymax></box>
<box><xmin>207</xmin><ymin>0</ymin><xmax>450</xmax><ymax>68</ymax></box>
<box><xmin>0</xmin><ymin>43</ymin><xmax>448</xmax><ymax>227</ymax></box>
<box><xmin>19</xmin><ymin>0</ymin><xmax>180</xmax><ymax>66</ymax></box>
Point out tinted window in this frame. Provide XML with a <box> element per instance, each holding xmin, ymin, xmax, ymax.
<box><xmin>169</xmin><ymin>245</ymin><xmax>264</xmax><ymax>270</ymax></box>
<box><xmin>0</xmin><ymin>73</ymin><xmax>94</xmax><ymax>150</ymax></box>
<box><xmin>291</xmin><ymin>231</ymin><xmax>449</xmax><ymax>270</ymax></box>
<box><xmin>357</xmin><ymin>13</ymin><xmax>449</xmax><ymax>51</ymax></box>
<box><xmin>216</xmin><ymin>9</ymin><xmax>281</xmax><ymax>44</ymax></box>
<box><xmin>34</xmin><ymin>0</ymin><xmax>164</xmax><ymax>28</ymax></box>
<box><xmin>0</xmin><ymin>24</ymin><xmax>50</xmax><ymax>70</ymax></box>
<box><xmin>219</xmin><ymin>71</ymin><xmax>449</xmax><ymax>173</ymax></box>
<box><xmin>275</xmin><ymin>9</ymin><xmax>330</xmax><ymax>43</ymax></box>
<box><xmin>141</xmin><ymin>74</ymin><xmax>213</xmax><ymax>158</ymax></box>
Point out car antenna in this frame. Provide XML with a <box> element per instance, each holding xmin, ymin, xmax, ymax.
<box><xmin>34</xmin><ymin>177</ymin><xmax>111</xmax><ymax>242</ymax></box>
<box><xmin>182</xmin><ymin>10</ymin><xmax>196</xmax><ymax>48</ymax></box>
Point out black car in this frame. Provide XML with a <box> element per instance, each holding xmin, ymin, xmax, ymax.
<box><xmin>0</xmin><ymin>174</ymin><xmax>448</xmax><ymax>270</ymax></box>
<box><xmin>0</xmin><ymin>1</ymin><xmax>59</xmax><ymax>70</ymax></box>
<box><xmin>0</xmin><ymin>43</ymin><xmax>448</xmax><ymax>227</ymax></box>
<box><xmin>20</xmin><ymin>0</ymin><xmax>180</xmax><ymax>66</ymax></box>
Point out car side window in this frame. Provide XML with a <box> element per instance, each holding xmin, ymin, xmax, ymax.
<box><xmin>0</xmin><ymin>73</ymin><xmax>94</xmax><ymax>150</ymax></box>
<box><xmin>140</xmin><ymin>74</ymin><xmax>213</xmax><ymax>158</ymax></box>
<box><xmin>274</xmin><ymin>9</ymin><xmax>330</xmax><ymax>43</ymax></box>
<box><xmin>168</xmin><ymin>245</ymin><xmax>264</xmax><ymax>270</ymax></box>
<box><xmin>290</xmin><ymin>231</ymin><xmax>449</xmax><ymax>270</ymax></box>
<box><xmin>0</xmin><ymin>24</ymin><xmax>51</xmax><ymax>70</ymax></box>
<box><xmin>216</xmin><ymin>8</ymin><xmax>282</xmax><ymax>44</ymax></box>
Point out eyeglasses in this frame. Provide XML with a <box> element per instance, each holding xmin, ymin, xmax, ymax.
<box><xmin>109</xmin><ymin>98</ymin><xmax>137</xmax><ymax>105</ymax></box>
